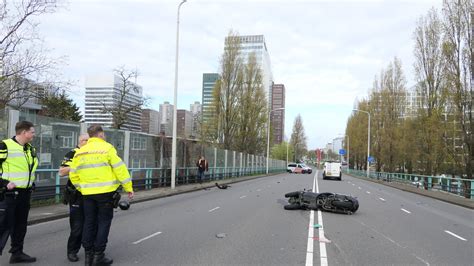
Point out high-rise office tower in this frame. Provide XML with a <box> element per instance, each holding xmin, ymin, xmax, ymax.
<box><xmin>141</xmin><ymin>108</ymin><xmax>160</xmax><ymax>135</ymax></box>
<box><xmin>271</xmin><ymin>84</ymin><xmax>285</xmax><ymax>144</ymax></box>
<box><xmin>224</xmin><ymin>34</ymin><xmax>273</xmax><ymax>106</ymax></box>
<box><xmin>202</xmin><ymin>73</ymin><xmax>219</xmax><ymax>122</ymax></box>
<box><xmin>84</xmin><ymin>74</ymin><xmax>143</xmax><ymax>131</ymax></box>
<box><xmin>159</xmin><ymin>101</ymin><xmax>174</xmax><ymax>136</ymax></box>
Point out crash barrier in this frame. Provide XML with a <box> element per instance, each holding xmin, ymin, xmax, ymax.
<box><xmin>344</xmin><ymin>169</ymin><xmax>474</xmax><ymax>200</ymax></box>
<box><xmin>31</xmin><ymin>165</ymin><xmax>286</xmax><ymax>203</ymax></box>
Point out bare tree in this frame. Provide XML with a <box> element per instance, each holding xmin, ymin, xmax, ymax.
<box><xmin>441</xmin><ymin>0</ymin><xmax>472</xmax><ymax>197</ymax></box>
<box><xmin>413</xmin><ymin>8</ymin><xmax>448</xmax><ymax>176</ymax></box>
<box><xmin>208</xmin><ymin>30</ymin><xmax>243</xmax><ymax>149</ymax></box>
<box><xmin>234</xmin><ymin>52</ymin><xmax>268</xmax><ymax>154</ymax></box>
<box><xmin>101</xmin><ymin>67</ymin><xmax>148</xmax><ymax>129</ymax></box>
<box><xmin>290</xmin><ymin>114</ymin><xmax>307</xmax><ymax>162</ymax></box>
<box><xmin>0</xmin><ymin>0</ymin><xmax>62</xmax><ymax>108</ymax></box>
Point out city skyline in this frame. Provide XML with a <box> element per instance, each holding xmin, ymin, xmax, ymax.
<box><xmin>36</xmin><ymin>0</ymin><xmax>442</xmax><ymax>148</ymax></box>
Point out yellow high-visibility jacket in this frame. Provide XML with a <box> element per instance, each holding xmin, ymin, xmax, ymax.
<box><xmin>69</xmin><ymin>137</ymin><xmax>133</xmax><ymax>195</ymax></box>
<box><xmin>0</xmin><ymin>138</ymin><xmax>38</xmax><ymax>189</ymax></box>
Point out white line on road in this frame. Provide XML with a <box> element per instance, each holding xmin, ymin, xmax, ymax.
<box><xmin>257</xmin><ymin>189</ymin><xmax>262</xmax><ymax>192</ymax></box>
<box><xmin>305</xmin><ymin>171</ymin><xmax>316</xmax><ymax>266</ymax></box>
<box><xmin>352</xmin><ymin>184</ymin><xmax>355</xmax><ymax>186</ymax></box>
<box><xmin>208</xmin><ymin>207</ymin><xmax>220</xmax><ymax>212</ymax></box>
<box><xmin>358</xmin><ymin>187</ymin><xmax>361</xmax><ymax>190</ymax></box>
<box><xmin>444</xmin><ymin>230</ymin><xmax>467</xmax><ymax>241</ymax></box>
<box><xmin>132</xmin><ymin>231</ymin><xmax>162</xmax><ymax>244</ymax></box>
<box><xmin>239</xmin><ymin>195</ymin><xmax>247</xmax><ymax>199</ymax></box>
<box><xmin>401</xmin><ymin>208</ymin><xmax>411</xmax><ymax>214</ymax></box>
<box><xmin>366</xmin><ymin>191</ymin><xmax>371</xmax><ymax>194</ymax></box>
<box><xmin>379</xmin><ymin>197</ymin><xmax>386</xmax><ymax>202</ymax></box>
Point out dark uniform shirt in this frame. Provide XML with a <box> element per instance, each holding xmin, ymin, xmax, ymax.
<box><xmin>61</xmin><ymin>147</ymin><xmax>78</xmax><ymax>188</ymax></box>
<box><xmin>0</xmin><ymin>141</ymin><xmax>8</xmax><ymax>188</ymax></box>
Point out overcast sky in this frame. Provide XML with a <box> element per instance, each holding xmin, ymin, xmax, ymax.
<box><xmin>37</xmin><ymin>0</ymin><xmax>441</xmax><ymax>149</ymax></box>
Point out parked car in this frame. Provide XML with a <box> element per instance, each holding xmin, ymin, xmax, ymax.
<box><xmin>287</xmin><ymin>163</ymin><xmax>312</xmax><ymax>174</ymax></box>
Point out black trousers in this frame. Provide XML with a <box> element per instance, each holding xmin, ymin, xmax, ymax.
<box><xmin>5</xmin><ymin>189</ymin><xmax>31</xmax><ymax>255</ymax></box>
<box><xmin>67</xmin><ymin>197</ymin><xmax>84</xmax><ymax>255</ymax></box>
<box><xmin>82</xmin><ymin>192</ymin><xmax>114</xmax><ymax>253</ymax></box>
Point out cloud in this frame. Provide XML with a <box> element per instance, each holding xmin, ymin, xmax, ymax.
<box><xmin>37</xmin><ymin>0</ymin><xmax>441</xmax><ymax>148</ymax></box>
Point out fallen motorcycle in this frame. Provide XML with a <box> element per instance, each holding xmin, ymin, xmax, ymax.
<box><xmin>284</xmin><ymin>190</ymin><xmax>359</xmax><ymax>214</ymax></box>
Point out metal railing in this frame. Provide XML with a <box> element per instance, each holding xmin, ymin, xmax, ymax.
<box><xmin>31</xmin><ymin>165</ymin><xmax>286</xmax><ymax>203</ymax></box>
<box><xmin>344</xmin><ymin>169</ymin><xmax>474</xmax><ymax>199</ymax></box>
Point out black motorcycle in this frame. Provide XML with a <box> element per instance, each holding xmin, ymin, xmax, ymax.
<box><xmin>284</xmin><ymin>190</ymin><xmax>359</xmax><ymax>214</ymax></box>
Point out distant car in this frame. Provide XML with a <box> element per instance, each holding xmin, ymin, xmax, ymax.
<box><xmin>287</xmin><ymin>163</ymin><xmax>312</xmax><ymax>174</ymax></box>
<box><xmin>323</xmin><ymin>161</ymin><xmax>342</xmax><ymax>180</ymax></box>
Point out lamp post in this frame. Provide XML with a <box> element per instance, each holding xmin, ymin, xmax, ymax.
<box><xmin>353</xmin><ymin>109</ymin><xmax>370</xmax><ymax>178</ymax></box>
<box><xmin>171</xmin><ymin>0</ymin><xmax>187</xmax><ymax>190</ymax></box>
<box><xmin>266</xmin><ymin>107</ymin><xmax>285</xmax><ymax>174</ymax></box>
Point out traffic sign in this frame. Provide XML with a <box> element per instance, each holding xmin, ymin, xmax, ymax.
<box><xmin>339</xmin><ymin>149</ymin><xmax>346</xmax><ymax>155</ymax></box>
<box><xmin>368</xmin><ymin>156</ymin><xmax>375</xmax><ymax>163</ymax></box>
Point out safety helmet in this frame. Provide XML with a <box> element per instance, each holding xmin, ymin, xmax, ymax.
<box><xmin>118</xmin><ymin>200</ymin><xmax>130</xmax><ymax>210</ymax></box>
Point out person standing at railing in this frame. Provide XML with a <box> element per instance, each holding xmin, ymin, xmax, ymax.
<box><xmin>58</xmin><ymin>133</ymin><xmax>89</xmax><ymax>263</ymax></box>
<box><xmin>0</xmin><ymin>121</ymin><xmax>38</xmax><ymax>264</ymax></box>
<box><xmin>196</xmin><ymin>156</ymin><xmax>209</xmax><ymax>184</ymax></box>
<box><xmin>69</xmin><ymin>125</ymin><xmax>134</xmax><ymax>266</ymax></box>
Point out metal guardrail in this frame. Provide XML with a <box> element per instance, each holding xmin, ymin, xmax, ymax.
<box><xmin>344</xmin><ymin>169</ymin><xmax>474</xmax><ymax>200</ymax></box>
<box><xmin>31</xmin><ymin>166</ymin><xmax>286</xmax><ymax>203</ymax></box>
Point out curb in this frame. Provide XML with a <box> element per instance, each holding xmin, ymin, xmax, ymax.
<box><xmin>28</xmin><ymin>172</ymin><xmax>282</xmax><ymax>225</ymax></box>
<box><xmin>345</xmin><ymin>173</ymin><xmax>474</xmax><ymax>210</ymax></box>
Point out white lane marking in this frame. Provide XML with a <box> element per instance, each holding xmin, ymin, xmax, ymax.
<box><xmin>305</xmin><ymin>171</ymin><xmax>317</xmax><ymax>266</ymax></box>
<box><xmin>352</xmin><ymin>184</ymin><xmax>355</xmax><ymax>186</ymax></box>
<box><xmin>366</xmin><ymin>191</ymin><xmax>371</xmax><ymax>194</ymax></box>
<box><xmin>208</xmin><ymin>207</ymin><xmax>220</xmax><ymax>212</ymax></box>
<box><xmin>379</xmin><ymin>197</ymin><xmax>386</xmax><ymax>202</ymax></box>
<box><xmin>309</xmin><ymin>170</ymin><xmax>328</xmax><ymax>266</ymax></box>
<box><xmin>358</xmin><ymin>187</ymin><xmax>361</xmax><ymax>190</ymax></box>
<box><xmin>257</xmin><ymin>189</ymin><xmax>262</xmax><ymax>192</ymax></box>
<box><xmin>41</xmin><ymin>212</ymin><xmax>54</xmax><ymax>215</ymax></box>
<box><xmin>444</xmin><ymin>230</ymin><xmax>467</xmax><ymax>241</ymax></box>
<box><xmin>413</xmin><ymin>254</ymin><xmax>430</xmax><ymax>266</ymax></box>
<box><xmin>239</xmin><ymin>195</ymin><xmax>247</xmax><ymax>199</ymax></box>
<box><xmin>132</xmin><ymin>231</ymin><xmax>162</xmax><ymax>244</ymax></box>
<box><xmin>401</xmin><ymin>208</ymin><xmax>411</xmax><ymax>214</ymax></box>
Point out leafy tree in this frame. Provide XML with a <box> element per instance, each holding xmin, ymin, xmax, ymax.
<box><xmin>40</xmin><ymin>90</ymin><xmax>82</xmax><ymax>121</ymax></box>
<box><xmin>271</xmin><ymin>141</ymin><xmax>293</xmax><ymax>162</ymax></box>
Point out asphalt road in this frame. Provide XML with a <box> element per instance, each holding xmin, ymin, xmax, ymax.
<box><xmin>0</xmin><ymin>171</ymin><xmax>472</xmax><ymax>265</ymax></box>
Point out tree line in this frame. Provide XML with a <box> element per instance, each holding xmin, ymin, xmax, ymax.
<box><xmin>346</xmin><ymin>0</ymin><xmax>472</xmax><ymax>198</ymax></box>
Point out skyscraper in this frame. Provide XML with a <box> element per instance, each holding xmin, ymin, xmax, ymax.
<box><xmin>141</xmin><ymin>108</ymin><xmax>160</xmax><ymax>135</ymax></box>
<box><xmin>84</xmin><ymin>74</ymin><xmax>143</xmax><ymax>131</ymax></box>
<box><xmin>224</xmin><ymin>34</ymin><xmax>273</xmax><ymax>106</ymax></box>
<box><xmin>159</xmin><ymin>101</ymin><xmax>174</xmax><ymax>136</ymax></box>
<box><xmin>190</xmin><ymin>101</ymin><xmax>202</xmax><ymax>138</ymax></box>
<box><xmin>271</xmin><ymin>84</ymin><xmax>285</xmax><ymax>144</ymax></box>
<box><xmin>202</xmin><ymin>73</ymin><xmax>219</xmax><ymax>122</ymax></box>
<box><xmin>177</xmin><ymin>109</ymin><xmax>193</xmax><ymax>138</ymax></box>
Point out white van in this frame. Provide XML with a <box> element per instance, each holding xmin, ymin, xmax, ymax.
<box><xmin>323</xmin><ymin>161</ymin><xmax>342</xmax><ymax>180</ymax></box>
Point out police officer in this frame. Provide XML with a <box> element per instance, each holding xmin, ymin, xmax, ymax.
<box><xmin>0</xmin><ymin>121</ymin><xmax>38</xmax><ymax>264</ymax></box>
<box><xmin>70</xmin><ymin>125</ymin><xmax>133</xmax><ymax>266</ymax></box>
<box><xmin>59</xmin><ymin>133</ymin><xmax>89</xmax><ymax>262</ymax></box>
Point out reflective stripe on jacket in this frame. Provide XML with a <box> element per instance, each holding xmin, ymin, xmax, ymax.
<box><xmin>0</xmin><ymin>139</ymin><xmax>38</xmax><ymax>188</ymax></box>
<box><xmin>69</xmin><ymin>137</ymin><xmax>132</xmax><ymax>195</ymax></box>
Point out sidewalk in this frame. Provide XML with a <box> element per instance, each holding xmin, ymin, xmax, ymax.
<box><xmin>346</xmin><ymin>173</ymin><xmax>474</xmax><ymax>209</ymax></box>
<box><xmin>28</xmin><ymin>173</ymin><xmax>276</xmax><ymax>225</ymax></box>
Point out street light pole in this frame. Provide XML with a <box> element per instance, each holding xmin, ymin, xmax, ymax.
<box><xmin>353</xmin><ymin>109</ymin><xmax>370</xmax><ymax>178</ymax></box>
<box><xmin>266</xmin><ymin>107</ymin><xmax>285</xmax><ymax>174</ymax></box>
<box><xmin>171</xmin><ymin>0</ymin><xmax>187</xmax><ymax>190</ymax></box>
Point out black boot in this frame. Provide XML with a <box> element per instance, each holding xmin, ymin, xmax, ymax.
<box><xmin>84</xmin><ymin>250</ymin><xmax>93</xmax><ymax>266</ymax></box>
<box><xmin>9</xmin><ymin>252</ymin><xmax>36</xmax><ymax>264</ymax></box>
<box><xmin>91</xmin><ymin>251</ymin><xmax>113</xmax><ymax>266</ymax></box>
